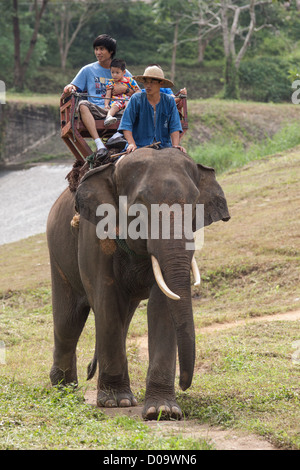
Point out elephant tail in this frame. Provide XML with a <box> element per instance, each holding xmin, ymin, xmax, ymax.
<box><xmin>87</xmin><ymin>353</ymin><xmax>97</xmax><ymax>380</ymax></box>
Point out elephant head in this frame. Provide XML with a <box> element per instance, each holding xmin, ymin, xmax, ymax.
<box><xmin>75</xmin><ymin>148</ymin><xmax>230</xmax><ymax>394</ymax></box>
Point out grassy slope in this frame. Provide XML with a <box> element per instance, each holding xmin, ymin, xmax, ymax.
<box><xmin>185</xmin><ymin>99</ymin><xmax>300</xmax><ymax>174</ymax></box>
<box><xmin>0</xmin><ymin>99</ymin><xmax>300</xmax><ymax>449</ymax></box>
<box><xmin>6</xmin><ymin>92</ymin><xmax>60</xmax><ymax>107</ymax></box>
<box><xmin>187</xmin><ymin>99</ymin><xmax>300</xmax><ymax>146</ymax></box>
<box><xmin>193</xmin><ymin>145</ymin><xmax>300</xmax><ymax>325</ymax></box>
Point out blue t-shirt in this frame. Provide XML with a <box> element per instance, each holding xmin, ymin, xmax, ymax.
<box><xmin>119</xmin><ymin>92</ymin><xmax>182</xmax><ymax>149</ymax></box>
<box><xmin>71</xmin><ymin>62</ymin><xmax>132</xmax><ymax>106</ymax></box>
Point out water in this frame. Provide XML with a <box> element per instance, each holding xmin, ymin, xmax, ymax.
<box><xmin>0</xmin><ymin>164</ymin><xmax>71</xmax><ymax>245</ymax></box>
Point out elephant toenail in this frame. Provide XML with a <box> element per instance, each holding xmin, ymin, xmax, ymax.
<box><xmin>146</xmin><ymin>406</ymin><xmax>156</xmax><ymax>416</ymax></box>
<box><xmin>158</xmin><ymin>405</ymin><xmax>170</xmax><ymax>414</ymax></box>
<box><xmin>119</xmin><ymin>399</ymin><xmax>131</xmax><ymax>407</ymax></box>
<box><xmin>105</xmin><ymin>399</ymin><xmax>117</xmax><ymax>407</ymax></box>
<box><xmin>171</xmin><ymin>406</ymin><xmax>182</xmax><ymax>418</ymax></box>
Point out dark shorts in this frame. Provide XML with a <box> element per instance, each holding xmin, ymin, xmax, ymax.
<box><xmin>78</xmin><ymin>100</ymin><xmax>123</xmax><ymax>120</ymax></box>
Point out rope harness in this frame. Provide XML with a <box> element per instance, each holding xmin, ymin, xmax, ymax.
<box><xmin>115</xmin><ymin>236</ymin><xmax>148</xmax><ymax>259</ymax></box>
<box><xmin>86</xmin><ymin>141</ymin><xmax>162</xmax><ymax>169</ymax></box>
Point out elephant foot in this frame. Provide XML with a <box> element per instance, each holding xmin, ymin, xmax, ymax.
<box><xmin>97</xmin><ymin>389</ymin><xmax>138</xmax><ymax>408</ymax></box>
<box><xmin>50</xmin><ymin>364</ymin><xmax>77</xmax><ymax>386</ymax></box>
<box><xmin>142</xmin><ymin>399</ymin><xmax>183</xmax><ymax>421</ymax></box>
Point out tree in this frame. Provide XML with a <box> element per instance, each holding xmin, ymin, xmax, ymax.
<box><xmin>220</xmin><ymin>0</ymin><xmax>273</xmax><ymax>99</ymax></box>
<box><xmin>51</xmin><ymin>0</ymin><xmax>99</xmax><ymax>71</ymax></box>
<box><xmin>196</xmin><ymin>5</ymin><xmax>221</xmax><ymax>63</ymax></box>
<box><xmin>13</xmin><ymin>0</ymin><xmax>49</xmax><ymax>91</ymax></box>
<box><xmin>178</xmin><ymin>0</ymin><xmax>222</xmax><ymax>64</ymax></box>
<box><xmin>153</xmin><ymin>0</ymin><xmax>190</xmax><ymax>83</ymax></box>
<box><xmin>170</xmin><ymin>0</ymin><xmax>273</xmax><ymax>98</ymax></box>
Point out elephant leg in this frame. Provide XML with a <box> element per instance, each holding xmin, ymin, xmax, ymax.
<box><xmin>49</xmin><ymin>263</ymin><xmax>90</xmax><ymax>386</ymax></box>
<box><xmin>143</xmin><ymin>285</ymin><xmax>182</xmax><ymax>420</ymax></box>
<box><xmin>95</xmin><ymin>294</ymin><xmax>139</xmax><ymax>408</ymax></box>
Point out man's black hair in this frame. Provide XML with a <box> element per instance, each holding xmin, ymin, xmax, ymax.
<box><xmin>110</xmin><ymin>58</ymin><xmax>126</xmax><ymax>71</ymax></box>
<box><xmin>93</xmin><ymin>34</ymin><xmax>117</xmax><ymax>58</ymax></box>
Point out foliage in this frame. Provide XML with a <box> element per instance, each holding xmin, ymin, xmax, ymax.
<box><xmin>1</xmin><ymin>0</ymin><xmax>300</xmax><ymax>98</ymax></box>
<box><xmin>0</xmin><ymin>0</ymin><xmax>48</xmax><ymax>88</ymax></box>
<box><xmin>239</xmin><ymin>56</ymin><xmax>294</xmax><ymax>102</ymax></box>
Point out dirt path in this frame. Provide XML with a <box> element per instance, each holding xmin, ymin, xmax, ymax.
<box><xmin>199</xmin><ymin>309</ymin><xmax>300</xmax><ymax>334</ymax></box>
<box><xmin>85</xmin><ymin>309</ymin><xmax>300</xmax><ymax>450</ymax></box>
<box><xmin>83</xmin><ymin>397</ymin><xmax>278</xmax><ymax>450</ymax></box>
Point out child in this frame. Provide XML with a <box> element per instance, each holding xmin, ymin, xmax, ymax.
<box><xmin>104</xmin><ymin>58</ymin><xmax>140</xmax><ymax>127</ymax></box>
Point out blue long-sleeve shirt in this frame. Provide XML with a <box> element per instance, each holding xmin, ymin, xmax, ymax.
<box><xmin>119</xmin><ymin>92</ymin><xmax>182</xmax><ymax>149</ymax></box>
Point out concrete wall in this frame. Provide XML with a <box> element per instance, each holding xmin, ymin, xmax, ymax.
<box><xmin>0</xmin><ymin>102</ymin><xmax>60</xmax><ymax>165</ymax></box>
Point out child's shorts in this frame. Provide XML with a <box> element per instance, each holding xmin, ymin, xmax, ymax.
<box><xmin>110</xmin><ymin>95</ymin><xmax>128</xmax><ymax>110</ymax></box>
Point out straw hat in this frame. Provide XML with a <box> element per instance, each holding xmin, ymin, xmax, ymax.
<box><xmin>134</xmin><ymin>65</ymin><xmax>174</xmax><ymax>88</ymax></box>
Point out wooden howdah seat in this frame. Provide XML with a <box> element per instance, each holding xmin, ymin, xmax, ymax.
<box><xmin>60</xmin><ymin>91</ymin><xmax>188</xmax><ymax>162</ymax></box>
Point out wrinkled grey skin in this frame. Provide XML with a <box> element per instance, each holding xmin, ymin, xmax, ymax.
<box><xmin>47</xmin><ymin>148</ymin><xmax>230</xmax><ymax>420</ymax></box>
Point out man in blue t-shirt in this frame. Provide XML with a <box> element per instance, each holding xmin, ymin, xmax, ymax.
<box><xmin>119</xmin><ymin>65</ymin><xmax>186</xmax><ymax>154</ymax></box>
<box><xmin>63</xmin><ymin>34</ymin><xmax>133</xmax><ymax>158</ymax></box>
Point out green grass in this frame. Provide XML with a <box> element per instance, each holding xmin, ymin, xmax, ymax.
<box><xmin>6</xmin><ymin>92</ymin><xmax>60</xmax><ymax>106</ymax></box>
<box><xmin>183</xmin><ymin>321</ymin><xmax>300</xmax><ymax>449</ymax></box>
<box><xmin>190</xmin><ymin>121</ymin><xmax>300</xmax><ymax>174</ymax></box>
<box><xmin>1</xmin><ymin>286</ymin><xmax>299</xmax><ymax>449</ymax></box>
<box><xmin>0</xmin><ymin>380</ymin><xmax>211</xmax><ymax>450</ymax></box>
<box><xmin>184</xmin><ymin>98</ymin><xmax>300</xmax><ymax>174</ymax></box>
<box><xmin>0</xmin><ymin>288</ymin><xmax>211</xmax><ymax>450</ymax></box>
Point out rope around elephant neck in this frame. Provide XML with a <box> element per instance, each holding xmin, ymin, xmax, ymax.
<box><xmin>115</xmin><ymin>236</ymin><xmax>148</xmax><ymax>258</ymax></box>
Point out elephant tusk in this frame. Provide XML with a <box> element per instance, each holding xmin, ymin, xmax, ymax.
<box><xmin>191</xmin><ymin>256</ymin><xmax>201</xmax><ymax>286</ymax></box>
<box><xmin>151</xmin><ymin>255</ymin><xmax>180</xmax><ymax>301</ymax></box>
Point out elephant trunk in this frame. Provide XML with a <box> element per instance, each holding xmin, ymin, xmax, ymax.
<box><xmin>151</xmin><ymin>255</ymin><xmax>200</xmax><ymax>299</ymax></box>
<box><xmin>150</xmin><ymin>241</ymin><xmax>196</xmax><ymax>391</ymax></box>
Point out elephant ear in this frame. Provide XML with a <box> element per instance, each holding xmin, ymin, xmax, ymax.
<box><xmin>75</xmin><ymin>164</ymin><xmax>117</xmax><ymax>226</ymax></box>
<box><xmin>197</xmin><ymin>164</ymin><xmax>230</xmax><ymax>227</ymax></box>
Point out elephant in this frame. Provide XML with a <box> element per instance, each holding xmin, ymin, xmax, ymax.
<box><xmin>46</xmin><ymin>148</ymin><xmax>230</xmax><ymax>420</ymax></box>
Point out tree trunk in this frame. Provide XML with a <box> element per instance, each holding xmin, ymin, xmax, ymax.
<box><xmin>12</xmin><ymin>0</ymin><xmax>48</xmax><ymax>91</ymax></box>
<box><xmin>171</xmin><ymin>20</ymin><xmax>179</xmax><ymax>84</ymax></box>
<box><xmin>224</xmin><ymin>53</ymin><xmax>240</xmax><ymax>100</ymax></box>
<box><xmin>198</xmin><ymin>35</ymin><xmax>208</xmax><ymax>64</ymax></box>
<box><xmin>13</xmin><ymin>0</ymin><xmax>22</xmax><ymax>90</ymax></box>
<box><xmin>54</xmin><ymin>4</ymin><xmax>90</xmax><ymax>72</ymax></box>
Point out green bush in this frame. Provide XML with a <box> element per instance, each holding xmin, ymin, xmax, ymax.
<box><xmin>239</xmin><ymin>57</ymin><xmax>293</xmax><ymax>102</ymax></box>
<box><xmin>173</xmin><ymin>64</ymin><xmax>223</xmax><ymax>98</ymax></box>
